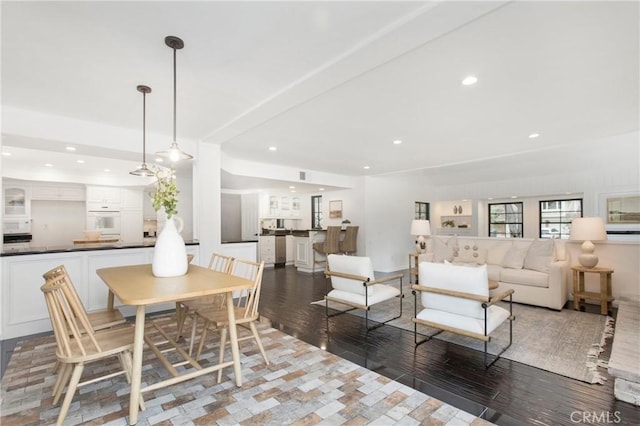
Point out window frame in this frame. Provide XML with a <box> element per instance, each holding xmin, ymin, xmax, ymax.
<box><xmin>488</xmin><ymin>202</ymin><xmax>524</xmax><ymax>238</ymax></box>
<box><xmin>415</xmin><ymin>201</ymin><xmax>429</xmax><ymax>220</ymax></box>
<box><xmin>539</xmin><ymin>198</ymin><xmax>583</xmax><ymax>239</ymax></box>
<box><xmin>311</xmin><ymin>195</ymin><xmax>323</xmax><ymax>230</ymax></box>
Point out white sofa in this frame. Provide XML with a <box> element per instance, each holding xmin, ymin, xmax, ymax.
<box><xmin>422</xmin><ymin>236</ymin><xmax>570</xmax><ymax>310</ymax></box>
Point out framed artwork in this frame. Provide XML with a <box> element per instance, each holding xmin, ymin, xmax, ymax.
<box><xmin>329</xmin><ymin>200</ymin><xmax>343</xmax><ymax>219</ymax></box>
<box><xmin>606</xmin><ymin>195</ymin><xmax>640</xmax><ymax>224</ymax></box>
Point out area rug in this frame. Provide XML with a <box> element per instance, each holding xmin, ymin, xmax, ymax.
<box><xmin>0</xmin><ymin>314</ymin><xmax>491</xmax><ymax>426</ymax></box>
<box><xmin>312</xmin><ymin>285</ymin><xmax>615</xmax><ymax>384</ymax></box>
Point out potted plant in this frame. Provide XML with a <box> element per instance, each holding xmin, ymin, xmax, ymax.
<box><xmin>442</xmin><ymin>219</ymin><xmax>455</xmax><ymax>228</ymax></box>
<box><xmin>150</xmin><ymin>166</ymin><xmax>188</xmax><ymax>277</ymax></box>
<box><xmin>341</xmin><ymin>219</ymin><xmax>351</xmax><ymax>230</ymax></box>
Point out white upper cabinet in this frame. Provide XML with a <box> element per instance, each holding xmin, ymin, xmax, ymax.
<box><xmin>86</xmin><ymin>186</ymin><xmax>122</xmax><ymax>206</ymax></box>
<box><xmin>31</xmin><ymin>183</ymin><xmax>85</xmax><ymax>201</ymax></box>
<box><xmin>3</xmin><ymin>185</ymin><xmax>30</xmax><ymax>218</ymax></box>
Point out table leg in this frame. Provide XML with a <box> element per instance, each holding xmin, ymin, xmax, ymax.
<box><xmin>600</xmin><ymin>273</ymin><xmax>609</xmax><ymax>315</ymax></box>
<box><xmin>128</xmin><ymin>305</ymin><xmax>146</xmax><ymax>425</ymax></box>
<box><xmin>107</xmin><ymin>290</ymin><xmax>115</xmax><ymax>311</ymax></box>
<box><xmin>572</xmin><ymin>269</ymin><xmax>580</xmax><ymax>310</ymax></box>
<box><xmin>225</xmin><ymin>292</ymin><xmax>242</xmax><ymax>387</ymax></box>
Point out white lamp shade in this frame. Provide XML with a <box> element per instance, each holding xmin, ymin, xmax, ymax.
<box><xmin>410</xmin><ymin>219</ymin><xmax>431</xmax><ymax>237</ymax></box>
<box><xmin>569</xmin><ymin>217</ymin><xmax>607</xmax><ymax>241</ymax></box>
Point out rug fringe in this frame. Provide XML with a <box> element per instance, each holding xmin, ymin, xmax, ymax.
<box><xmin>585</xmin><ymin>316</ymin><xmax>615</xmax><ymax>384</ymax></box>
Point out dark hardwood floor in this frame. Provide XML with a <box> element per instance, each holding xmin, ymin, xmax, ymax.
<box><xmin>258</xmin><ymin>265</ymin><xmax>640</xmax><ymax>426</ymax></box>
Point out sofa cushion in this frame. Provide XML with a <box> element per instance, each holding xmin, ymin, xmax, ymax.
<box><xmin>500</xmin><ymin>268</ymin><xmax>549</xmax><ymax>288</ymax></box>
<box><xmin>486</xmin><ymin>241</ymin><xmax>512</xmax><ymax>265</ymax></box>
<box><xmin>501</xmin><ymin>244</ymin><xmax>529</xmax><ymax>269</ymax></box>
<box><xmin>524</xmin><ymin>239</ymin><xmax>554</xmax><ymax>273</ymax></box>
<box><xmin>327</xmin><ymin>254</ymin><xmax>374</xmax><ymax>296</ymax></box>
<box><xmin>432</xmin><ymin>235</ymin><xmax>458</xmax><ymax>263</ymax></box>
<box><xmin>453</xmin><ymin>243</ymin><xmax>487</xmax><ymax>264</ymax></box>
<box><xmin>419</xmin><ymin>262</ymin><xmax>488</xmax><ymax>319</ymax></box>
<box><xmin>554</xmin><ymin>239</ymin><xmax>566</xmax><ymax>261</ymax></box>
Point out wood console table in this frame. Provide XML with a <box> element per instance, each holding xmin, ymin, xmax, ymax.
<box><xmin>571</xmin><ymin>265</ymin><xmax>614</xmax><ymax>315</ymax></box>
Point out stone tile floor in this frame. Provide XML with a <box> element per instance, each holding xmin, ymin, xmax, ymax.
<box><xmin>0</xmin><ymin>314</ymin><xmax>493</xmax><ymax>425</ymax></box>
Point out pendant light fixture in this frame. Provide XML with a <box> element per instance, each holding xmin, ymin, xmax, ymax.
<box><xmin>156</xmin><ymin>35</ymin><xmax>193</xmax><ymax>162</ymax></box>
<box><xmin>130</xmin><ymin>85</ymin><xmax>155</xmax><ymax>176</ymax></box>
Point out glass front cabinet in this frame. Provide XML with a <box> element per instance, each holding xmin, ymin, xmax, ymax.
<box><xmin>3</xmin><ymin>185</ymin><xmax>31</xmax><ymax>218</ymax></box>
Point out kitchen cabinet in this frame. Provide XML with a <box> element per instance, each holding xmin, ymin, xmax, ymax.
<box><xmin>286</xmin><ymin>235</ymin><xmax>295</xmax><ymax>264</ymax></box>
<box><xmin>259</xmin><ymin>235</ymin><xmax>275</xmax><ymax>265</ymax></box>
<box><xmin>3</xmin><ymin>185</ymin><xmax>30</xmax><ymax>218</ymax></box>
<box><xmin>122</xmin><ymin>188</ymin><xmax>143</xmax><ymax>210</ymax></box>
<box><xmin>31</xmin><ymin>183</ymin><xmax>85</xmax><ymax>201</ymax></box>
<box><xmin>86</xmin><ymin>186</ymin><xmax>121</xmax><ymax>206</ymax></box>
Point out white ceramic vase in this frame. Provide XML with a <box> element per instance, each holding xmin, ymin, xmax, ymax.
<box><xmin>152</xmin><ymin>216</ymin><xmax>188</xmax><ymax>277</ymax></box>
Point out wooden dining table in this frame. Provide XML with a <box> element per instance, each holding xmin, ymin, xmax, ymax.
<box><xmin>97</xmin><ymin>263</ymin><xmax>254</xmax><ymax>425</ymax></box>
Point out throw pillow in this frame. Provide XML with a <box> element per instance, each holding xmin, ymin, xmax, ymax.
<box><xmin>431</xmin><ymin>235</ymin><xmax>458</xmax><ymax>263</ymax></box>
<box><xmin>501</xmin><ymin>245</ymin><xmax>528</xmax><ymax>269</ymax></box>
<box><xmin>453</xmin><ymin>243</ymin><xmax>486</xmax><ymax>264</ymax></box>
<box><xmin>524</xmin><ymin>239</ymin><xmax>555</xmax><ymax>273</ymax></box>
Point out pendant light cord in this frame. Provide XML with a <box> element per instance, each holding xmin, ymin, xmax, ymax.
<box><xmin>173</xmin><ymin>46</ymin><xmax>177</xmax><ymax>144</ymax></box>
<box><xmin>142</xmin><ymin>90</ymin><xmax>147</xmax><ymax>162</ymax></box>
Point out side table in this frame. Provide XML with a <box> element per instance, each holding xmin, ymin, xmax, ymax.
<box><xmin>571</xmin><ymin>265</ymin><xmax>614</xmax><ymax>315</ymax></box>
<box><xmin>409</xmin><ymin>253</ymin><xmax>419</xmax><ymax>284</ymax></box>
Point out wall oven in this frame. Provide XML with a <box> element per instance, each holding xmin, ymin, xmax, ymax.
<box><xmin>87</xmin><ymin>211</ymin><xmax>121</xmax><ymax>236</ymax></box>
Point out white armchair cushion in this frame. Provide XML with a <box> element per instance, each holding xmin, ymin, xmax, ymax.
<box><xmin>328</xmin><ymin>284</ymin><xmax>400</xmax><ymax>307</ymax></box>
<box><xmin>416</xmin><ymin>304</ymin><xmax>510</xmax><ymax>335</ymax></box>
<box><xmin>419</xmin><ymin>262</ymin><xmax>489</xmax><ymax>319</ymax></box>
<box><xmin>327</xmin><ymin>254</ymin><xmax>375</xmax><ymax>296</ymax></box>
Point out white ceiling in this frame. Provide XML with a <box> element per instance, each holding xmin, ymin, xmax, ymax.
<box><xmin>2</xmin><ymin>1</ymin><xmax>638</xmax><ymax>190</ymax></box>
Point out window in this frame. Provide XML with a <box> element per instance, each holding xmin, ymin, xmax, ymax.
<box><xmin>311</xmin><ymin>195</ymin><xmax>323</xmax><ymax>229</ymax></box>
<box><xmin>489</xmin><ymin>202</ymin><xmax>523</xmax><ymax>238</ymax></box>
<box><xmin>415</xmin><ymin>202</ymin><xmax>429</xmax><ymax>220</ymax></box>
<box><xmin>540</xmin><ymin>198</ymin><xmax>583</xmax><ymax>239</ymax></box>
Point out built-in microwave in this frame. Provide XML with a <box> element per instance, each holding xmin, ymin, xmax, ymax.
<box><xmin>3</xmin><ymin>218</ymin><xmax>32</xmax><ymax>235</ymax></box>
<box><xmin>87</xmin><ymin>211</ymin><xmax>121</xmax><ymax>236</ymax></box>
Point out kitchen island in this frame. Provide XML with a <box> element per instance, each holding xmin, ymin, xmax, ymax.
<box><xmin>1</xmin><ymin>240</ymin><xmax>200</xmax><ymax>340</ymax></box>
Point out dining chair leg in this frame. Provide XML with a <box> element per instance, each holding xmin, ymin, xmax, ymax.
<box><xmin>249</xmin><ymin>321</ymin><xmax>269</xmax><ymax>365</ymax></box>
<box><xmin>217</xmin><ymin>326</ymin><xmax>229</xmax><ymax>383</ymax></box>
<box><xmin>176</xmin><ymin>304</ymin><xmax>191</xmax><ymax>339</ymax></box>
<box><xmin>194</xmin><ymin>320</ymin><xmax>211</xmax><ymax>361</ymax></box>
<box><xmin>188</xmin><ymin>314</ymin><xmax>200</xmax><ymax>356</ymax></box>
<box><xmin>56</xmin><ymin>363</ymin><xmax>84</xmax><ymax>426</ymax></box>
<box><xmin>52</xmin><ymin>362</ymin><xmax>70</xmax><ymax>400</ymax></box>
<box><xmin>53</xmin><ymin>363</ymin><xmax>73</xmax><ymax>404</ymax></box>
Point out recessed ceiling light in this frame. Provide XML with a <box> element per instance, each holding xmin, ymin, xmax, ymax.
<box><xmin>289</xmin><ymin>186</ymin><xmax>295</xmax><ymax>189</ymax></box>
<box><xmin>76</xmin><ymin>160</ymin><xmax>85</xmax><ymax>164</ymax></box>
<box><xmin>290</xmin><ymin>190</ymin><xmax>296</xmax><ymax>193</ymax></box>
<box><xmin>268</xmin><ymin>146</ymin><xmax>277</xmax><ymax>151</ymax></box>
<box><xmin>462</xmin><ymin>75</ymin><xmax>478</xmax><ymax>86</ymax></box>
<box><xmin>363</xmin><ymin>166</ymin><xmax>370</xmax><ymax>170</ymax></box>
<box><xmin>2</xmin><ymin>152</ymin><xmax>11</xmax><ymax>156</ymax></box>
<box><xmin>393</xmin><ymin>140</ymin><xmax>402</xmax><ymax>145</ymax></box>
<box><xmin>319</xmin><ymin>188</ymin><xmax>325</xmax><ymax>191</ymax></box>
<box><xmin>65</xmin><ymin>146</ymin><xmax>76</xmax><ymax>151</ymax></box>
<box><xmin>511</xmin><ymin>195</ymin><xmax>518</xmax><ymax>199</ymax></box>
<box><xmin>155</xmin><ymin>157</ymin><xmax>164</xmax><ymax>163</ymax></box>
<box><xmin>104</xmin><ymin>169</ymin><xmax>111</xmax><ymax>172</ymax></box>
<box><xmin>528</xmin><ymin>133</ymin><xmax>540</xmax><ymax>139</ymax></box>
<box><xmin>44</xmin><ymin>163</ymin><xmax>53</xmax><ymax>167</ymax></box>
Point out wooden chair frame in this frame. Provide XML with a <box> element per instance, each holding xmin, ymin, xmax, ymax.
<box><xmin>175</xmin><ymin>252</ymin><xmax>234</xmax><ymax>347</ymax></box>
<box><xmin>193</xmin><ymin>259</ymin><xmax>269</xmax><ymax>383</ymax></box>
<box><xmin>312</xmin><ymin>226</ymin><xmax>342</xmax><ymax>273</ymax></box>
<box><xmin>412</xmin><ymin>285</ymin><xmax>515</xmax><ymax>368</ymax></box>
<box><xmin>41</xmin><ymin>270</ymin><xmax>142</xmax><ymax>425</ymax></box>
<box><xmin>324</xmin><ymin>269</ymin><xmax>404</xmax><ymax>332</ymax></box>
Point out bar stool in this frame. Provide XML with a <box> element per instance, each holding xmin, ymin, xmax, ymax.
<box><xmin>312</xmin><ymin>226</ymin><xmax>341</xmax><ymax>273</ymax></box>
<box><xmin>339</xmin><ymin>226</ymin><xmax>359</xmax><ymax>255</ymax></box>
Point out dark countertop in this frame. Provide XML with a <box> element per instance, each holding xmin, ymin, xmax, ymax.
<box><xmin>1</xmin><ymin>240</ymin><xmax>200</xmax><ymax>257</ymax></box>
<box><xmin>222</xmin><ymin>240</ymin><xmax>258</xmax><ymax>244</ymax></box>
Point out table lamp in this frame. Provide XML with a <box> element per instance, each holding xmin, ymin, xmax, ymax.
<box><xmin>569</xmin><ymin>217</ymin><xmax>607</xmax><ymax>268</ymax></box>
<box><xmin>410</xmin><ymin>219</ymin><xmax>431</xmax><ymax>254</ymax></box>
